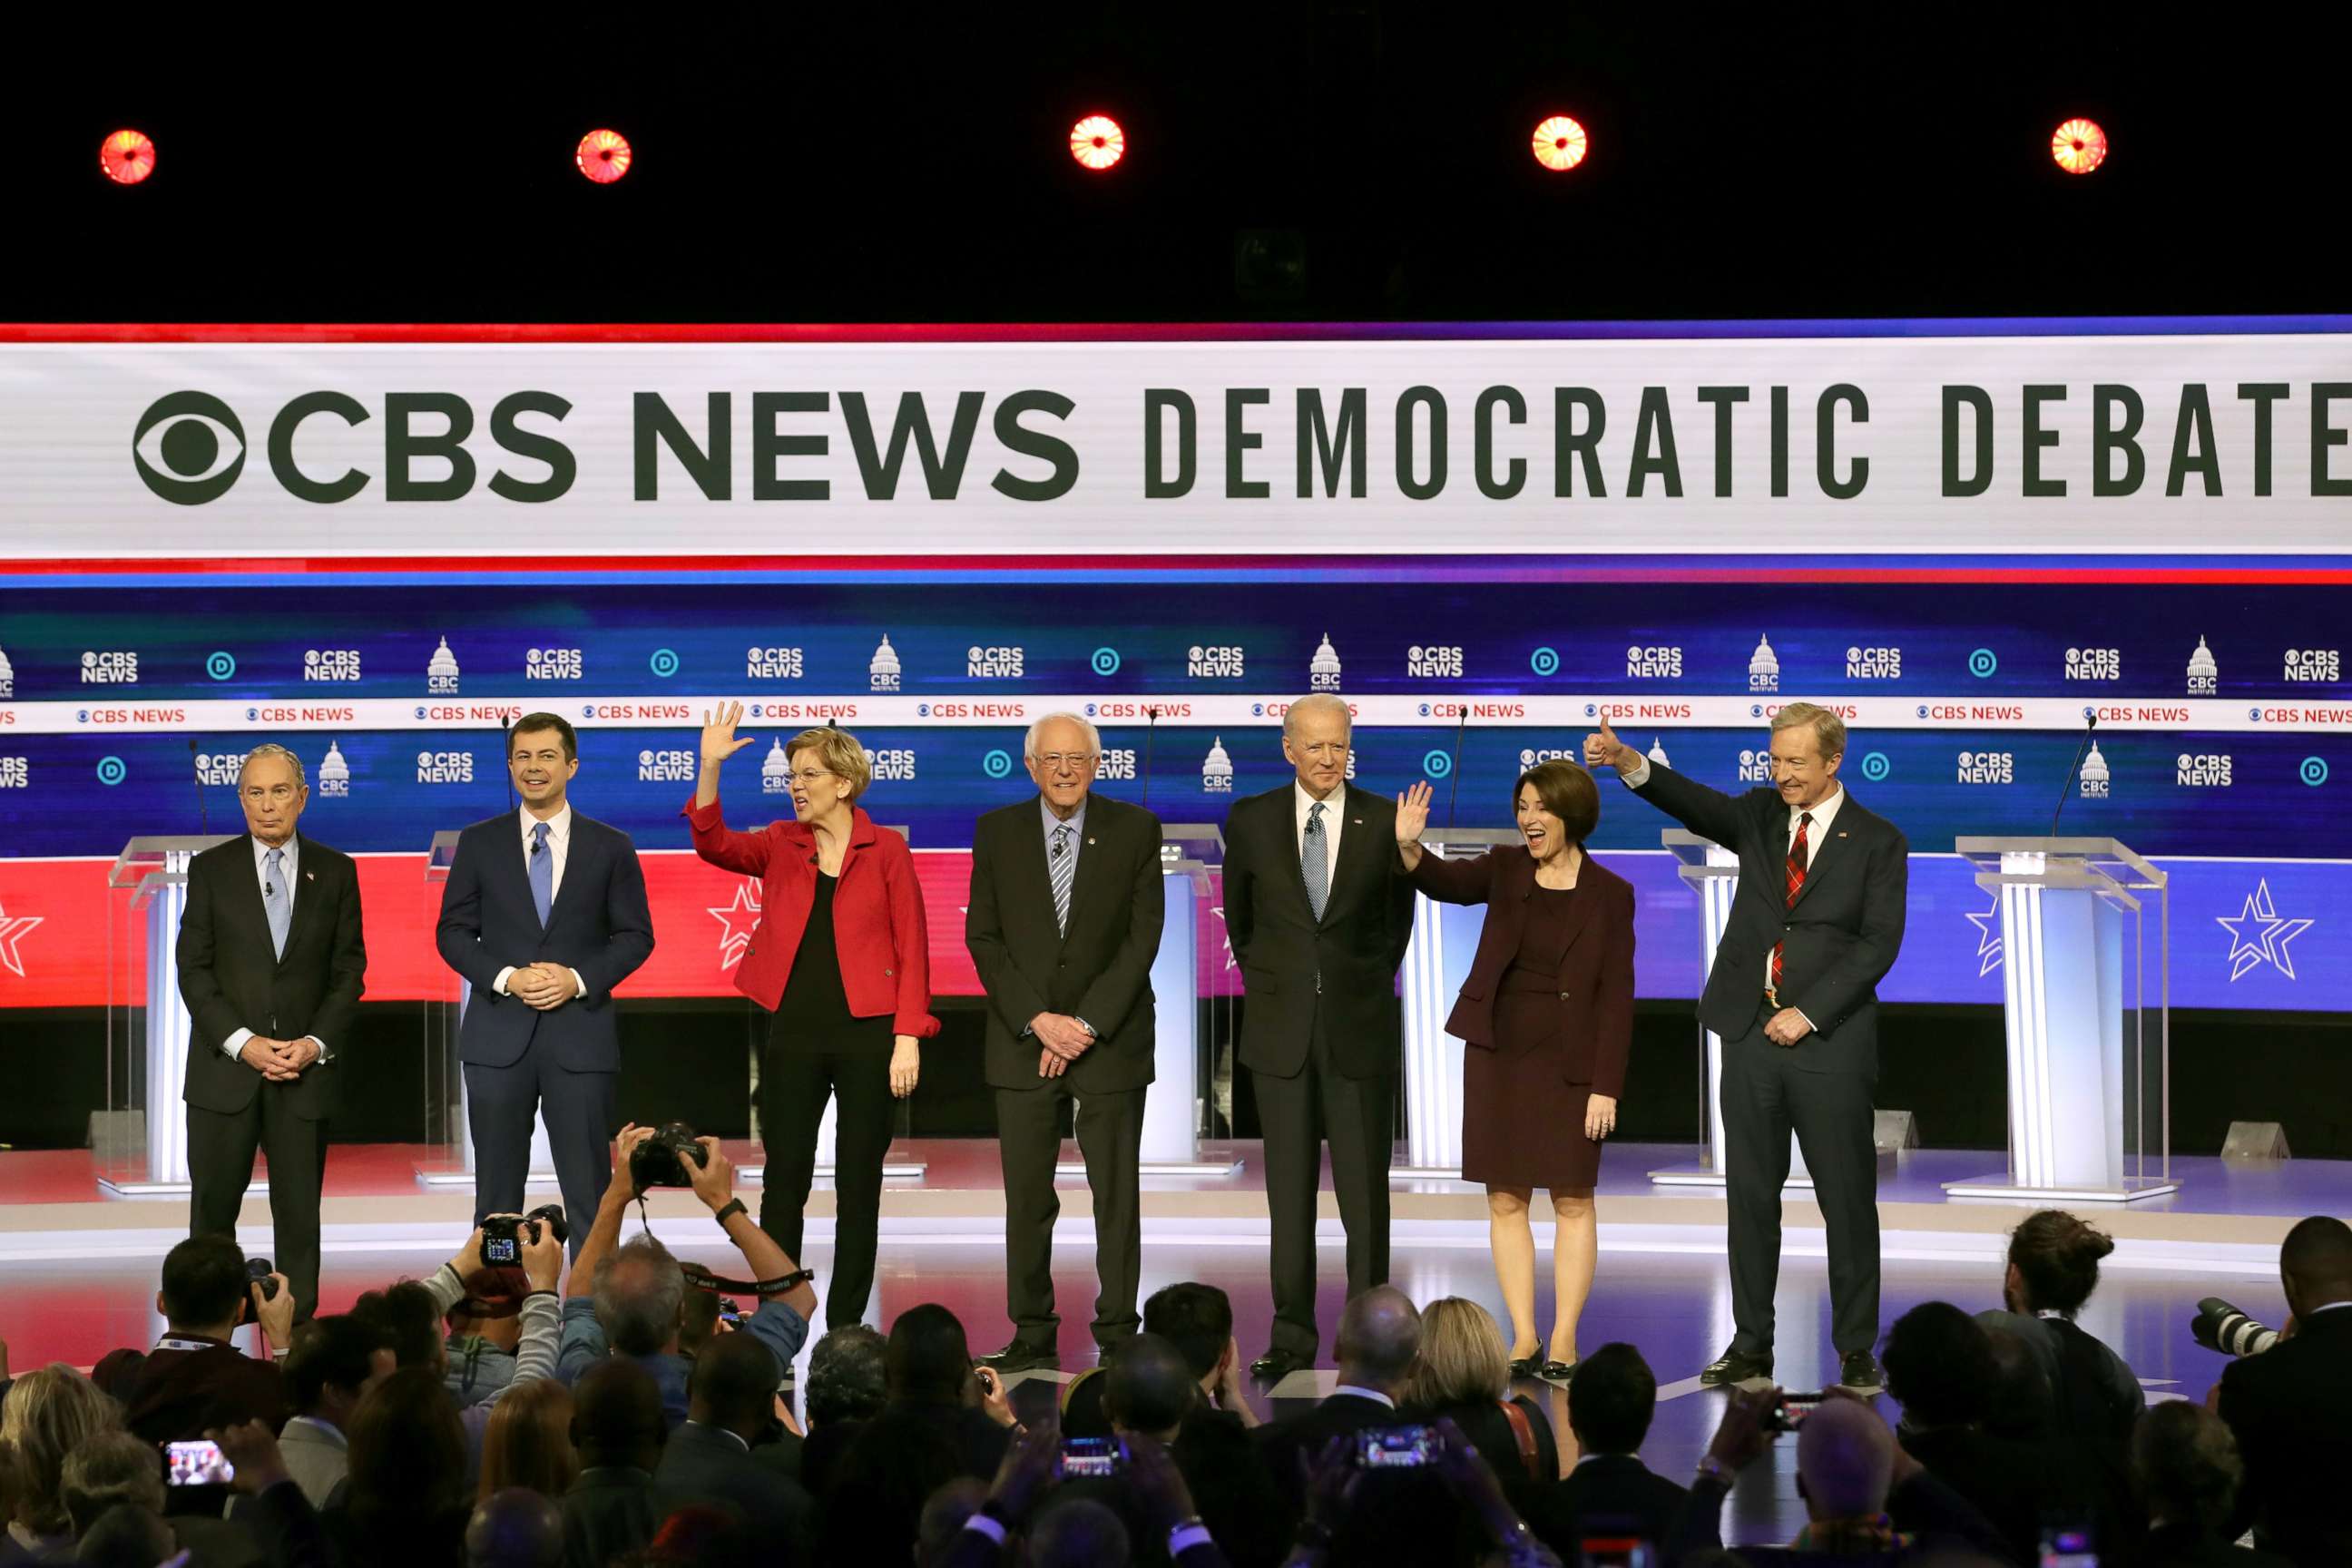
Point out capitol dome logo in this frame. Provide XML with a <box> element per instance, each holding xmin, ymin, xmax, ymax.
<box><xmin>426</xmin><ymin>637</ymin><xmax>461</xmax><ymax>695</ymax></box>
<box><xmin>869</xmin><ymin>634</ymin><xmax>903</xmax><ymax>692</ymax></box>
<box><xmin>761</xmin><ymin>739</ymin><xmax>794</xmax><ymax>795</ymax></box>
<box><xmin>1748</xmin><ymin>634</ymin><xmax>1780</xmax><ymax>693</ymax></box>
<box><xmin>2079</xmin><ymin>740</ymin><xmax>2112</xmax><ymax>799</ymax></box>
<box><xmin>1308</xmin><ymin>634</ymin><xmax>1343</xmax><ymax>693</ymax></box>
<box><xmin>1201</xmin><ymin>735</ymin><xmax>1235</xmax><ymax>793</ymax></box>
<box><xmin>2186</xmin><ymin>636</ymin><xmax>2218</xmax><ymax>696</ymax></box>
<box><xmin>317</xmin><ymin>740</ymin><xmax>352</xmax><ymax>799</ymax></box>
<box><xmin>0</xmin><ymin>643</ymin><xmax>13</xmax><ymax>700</ymax></box>
<box><xmin>1645</xmin><ymin>738</ymin><xmax>1671</xmax><ymax>769</ymax></box>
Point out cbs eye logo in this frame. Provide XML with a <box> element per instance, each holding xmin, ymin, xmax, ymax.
<box><xmin>133</xmin><ymin>392</ymin><xmax>246</xmax><ymax>505</ymax></box>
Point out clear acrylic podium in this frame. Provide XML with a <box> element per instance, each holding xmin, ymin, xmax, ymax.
<box><xmin>100</xmin><ymin>835</ymin><xmax>234</xmax><ymax>1197</ymax></box>
<box><xmin>1646</xmin><ymin>828</ymin><xmax>1815</xmax><ymax>1191</ymax></box>
<box><xmin>1945</xmin><ymin>838</ymin><xmax>2174</xmax><ymax>1202</ymax></box>
<box><xmin>1396</xmin><ymin>829</ymin><xmax>1524</xmax><ymax>1177</ymax></box>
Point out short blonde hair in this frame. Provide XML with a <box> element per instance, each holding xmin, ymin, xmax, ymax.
<box><xmin>1404</xmin><ymin>1298</ymin><xmax>1511</xmax><ymax>1408</ymax></box>
<box><xmin>787</xmin><ymin>726</ymin><xmax>873</xmax><ymax>802</ymax></box>
<box><xmin>1770</xmin><ymin>701</ymin><xmax>1847</xmax><ymax>761</ymax></box>
<box><xmin>2</xmin><ymin>1365</ymin><xmax>123</xmax><ymax>1535</ymax></box>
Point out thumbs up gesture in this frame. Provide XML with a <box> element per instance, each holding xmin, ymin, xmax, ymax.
<box><xmin>1584</xmin><ymin>714</ymin><xmax>1638</xmax><ymax>776</ymax></box>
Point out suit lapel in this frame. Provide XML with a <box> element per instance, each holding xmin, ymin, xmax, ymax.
<box><xmin>1311</xmin><ymin>788</ymin><xmax>1367</xmax><ymax>929</ymax></box>
<box><xmin>275</xmin><ymin>836</ymin><xmax>324</xmax><ymax>965</ymax></box>
<box><xmin>231</xmin><ymin>834</ymin><xmax>276</xmax><ymax>956</ymax></box>
<box><xmin>544</xmin><ymin>815</ymin><xmax>589</xmax><ymax>928</ymax></box>
<box><xmin>1058</xmin><ymin>801</ymin><xmax>1118</xmax><ymax>940</ymax></box>
<box><xmin>1785</xmin><ymin>793</ymin><xmax>1853</xmax><ymax>914</ymax></box>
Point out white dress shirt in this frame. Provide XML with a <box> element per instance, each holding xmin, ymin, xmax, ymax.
<box><xmin>220</xmin><ymin>834</ymin><xmax>328</xmax><ymax>1060</ymax></box>
<box><xmin>494</xmin><ymin>803</ymin><xmax>586</xmax><ymax>1002</ymax></box>
<box><xmin>1292</xmin><ymin>779</ymin><xmax>1345</xmax><ymax>893</ymax></box>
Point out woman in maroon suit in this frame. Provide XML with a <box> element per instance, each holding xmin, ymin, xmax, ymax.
<box><xmin>1396</xmin><ymin>760</ymin><xmax>1635</xmax><ymax>1382</ymax></box>
<box><xmin>685</xmin><ymin>701</ymin><xmax>940</xmax><ymax>1330</ymax></box>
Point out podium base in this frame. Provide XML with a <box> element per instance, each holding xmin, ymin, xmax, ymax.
<box><xmin>99</xmin><ymin>1177</ymin><xmax>267</xmax><ymax>1200</ymax></box>
<box><xmin>1391</xmin><ymin>1165</ymin><xmax>1465</xmax><ymax>1181</ymax></box>
<box><xmin>1054</xmin><ymin>1160</ymin><xmax>1243</xmax><ymax>1178</ymax></box>
<box><xmin>1941</xmin><ymin>1174</ymin><xmax>2180</xmax><ymax>1203</ymax></box>
<box><xmin>740</xmin><ymin>1162</ymin><xmax>930</xmax><ymax>1182</ymax></box>
<box><xmin>414</xmin><ymin>1167</ymin><xmax>563</xmax><ymax>1193</ymax></box>
<box><xmin>1646</xmin><ymin>1163</ymin><xmax>1817</xmax><ymax>1191</ymax></box>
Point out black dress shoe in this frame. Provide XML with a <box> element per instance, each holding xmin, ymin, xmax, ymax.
<box><xmin>1539</xmin><ymin>1359</ymin><xmax>1579</xmax><ymax>1384</ymax></box>
<box><xmin>976</xmin><ymin>1342</ymin><xmax>1061</xmax><ymax>1375</ymax></box>
<box><xmin>1698</xmin><ymin>1347</ymin><xmax>1773</xmax><ymax>1386</ymax></box>
<box><xmin>1837</xmin><ymin>1349</ymin><xmax>1885</xmax><ymax>1392</ymax></box>
<box><xmin>1250</xmin><ymin>1347</ymin><xmax>1312</xmax><ymax>1383</ymax></box>
<box><xmin>1507</xmin><ymin>1355</ymin><xmax>1542</xmax><ymax>1380</ymax></box>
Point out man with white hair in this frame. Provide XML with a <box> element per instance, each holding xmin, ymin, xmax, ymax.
<box><xmin>966</xmin><ymin>710</ymin><xmax>1167</xmax><ymax>1372</ymax></box>
<box><xmin>177</xmin><ymin>742</ymin><xmax>368</xmax><ymax>1320</ymax></box>
<box><xmin>1223</xmin><ymin>694</ymin><xmax>1415</xmax><ymax>1383</ymax></box>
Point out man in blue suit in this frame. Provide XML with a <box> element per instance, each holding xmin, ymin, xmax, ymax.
<box><xmin>437</xmin><ymin>713</ymin><xmax>655</xmax><ymax>1246</ymax></box>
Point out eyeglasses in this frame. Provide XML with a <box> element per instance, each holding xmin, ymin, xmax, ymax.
<box><xmin>787</xmin><ymin>769</ymin><xmax>835</xmax><ymax>785</ymax></box>
<box><xmin>1033</xmin><ymin>753</ymin><xmax>1098</xmax><ymax>770</ymax></box>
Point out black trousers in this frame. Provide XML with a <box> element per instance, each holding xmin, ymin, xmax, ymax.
<box><xmin>466</xmin><ymin>1044</ymin><xmax>616</xmax><ymax>1259</ymax></box>
<box><xmin>760</xmin><ymin>1012</ymin><xmax>895</xmax><ymax>1330</ymax></box>
<box><xmin>995</xmin><ymin>1082</ymin><xmax>1146</xmax><ymax>1350</ymax></box>
<box><xmin>1720</xmin><ymin>1006</ymin><xmax>1882</xmax><ymax>1357</ymax></box>
<box><xmin>189</xmin><ymin>1085</ymin><xmax>328</xmax><ymax>1320</ymax></box>
<box><xmin>1251</xmin><ymin>1006</ymin><xmax>1394</xmax><ymax>1358</ymax></box>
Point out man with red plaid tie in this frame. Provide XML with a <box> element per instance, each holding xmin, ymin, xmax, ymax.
<box><xmin>1587</xmin><ymin>701</ymin><xmax>1907</xmax><ymax>1392</ymax></box>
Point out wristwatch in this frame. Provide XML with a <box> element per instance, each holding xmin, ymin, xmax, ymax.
<box><xmin>711</xmin><ymin>1198</ymin><xmax>748</xmax><ymax>1228</ymax></box>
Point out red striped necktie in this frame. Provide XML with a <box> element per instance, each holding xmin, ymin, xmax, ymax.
<box><xmin>1771</xmin><ymin>811</ymin><xmax>1814</xmax><ymax>995</ymax></box>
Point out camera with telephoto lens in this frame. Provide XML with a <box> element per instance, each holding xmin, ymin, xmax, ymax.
<box><xmin>481</xmin><ymin>1203</ymin><xmax>570</xmax><ymax>1266</ymax></box>
<box><xmin>245</xmin><ymin>1256</ymin><xmax>279</xmax><ymax>1302</ymax></box>
<box><xmin>629</xmin><ymin>1122</ymin><xmax>710</xmax><ymax>1191</ymax></box>
<box><xmin>2191</xmin><ymin>1296</ymin><xmax>2281</xmax><ymax>1357</ymax></box>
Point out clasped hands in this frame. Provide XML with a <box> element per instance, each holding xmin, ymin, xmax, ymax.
<box><xmin>238</xmin><ymin>1035</ymin><xmax>319</xmax><ymax>1081</ymax></box>
<box><xmin>1763</xmin><ymin>1006</ymin><xmax>1814</xmax><ymax>1046</ymax></box>
<box><xmin>1031</xmin><ymin>1012</ymin><xmax>1093</xmax><ymax>1079</ymax></box>
<box><xmin>508</xmin><ymin>962</ymin><xmax>582</xmax><ymax>1011</ymax></box>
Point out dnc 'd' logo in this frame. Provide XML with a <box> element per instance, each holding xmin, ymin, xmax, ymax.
<box><xmin>133</xmin><ymin>392</ymin><xmax>249</xmax><ymax>506</ymax></box>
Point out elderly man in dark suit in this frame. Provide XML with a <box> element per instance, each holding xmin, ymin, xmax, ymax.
<box><xmin>178</xmin><ymin>742</ymin><xmax>368</xmax><ymax>1321</ymax></box>
<box><xmin>966</xmin><ymin>710</ymin><xmax>1165</xmax><ymax>1372</ymax></box>
<box><xmin>437</xmin><ymin>713</ymin><xmax>654</xmax><ymax>1247</ymax></box>
<box><xmin>1589</xmin><ymin>701</ymin><xmax>1907</xmax><ymax>1391</ymax></box>
<box><xmin>1223</xmin><ymin>694</ymin><xmax>1416</xmax><ymax>1383</ymax></box>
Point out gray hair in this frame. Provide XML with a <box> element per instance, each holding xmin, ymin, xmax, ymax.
<box><xmin>805</xmin><ymin>1323</ymin><xmax>889</xmax><ymax>1426</ymax></box>
<box><xmin>1023</xmin><ymin>710</ymin><xmax>1102</xmax><ymax>761</ymax></box>
<box><xmin>592</xmin><ymin>1235</ymin><xmax>686</xmax><ymax>1357</ymax></box>
<box><xmin>240</xmin><ymin>742</ymin><xmax>308</xmax><ymax>789</ymax></box>
<box><xmin>1281</xmin><ymin>692</ymin><xmax>1352</xmax><ymax>741</ymax></box>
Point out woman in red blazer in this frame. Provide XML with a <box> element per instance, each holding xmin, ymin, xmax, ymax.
<box><xmin>685</xmin><ymin>702</ymin><xmax>940</xmax><ymax>1330</ymax></box>
<box><xmin>1396</xmin><ymin>760</ymin><xmax>1635</xmax><ymax>1383</ymax></box>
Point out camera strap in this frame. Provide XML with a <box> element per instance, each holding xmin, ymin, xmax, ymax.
<box><xmin>681</xmin><ymin>1259</ymin><xmax>816</xmax><ymax>1296</ymax></box>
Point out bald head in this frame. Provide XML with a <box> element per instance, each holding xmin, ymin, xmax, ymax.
<box><xmin>1797</xmin><ymin>1397</ymin><xmax>1896</xmax><ymax>1520</ymax></box>
<box><xmin>2281</xmin><ymin>1215</ymin><xmax>2352</xmax><ymax>1314</ymax></box>
<box><xmin>1335</xmin><ymin>1286</ymin><xmax>1422</xmax><ymax>1393</ymax></box>
<box><xmin>466</xmin><ymin>1488</ymin><xmax>564</xmax><ymax>1568</ymax></box>
<box><xmin>1105</xmin><ymin>1333</ymin><xmax>1196</xmax><ymax>1438</ymax></box>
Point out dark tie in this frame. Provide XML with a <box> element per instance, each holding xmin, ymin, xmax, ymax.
<box><xmin>1771</xmin><ymin>811</ymin><xmax>1812</xmax><ymax>996</ymax></box>
<box><xmin>529</xmin><ymin>821</ymin><xmax>554</xmax><ymax>927</ymax></box>
<box><xmin>1301</xmin><ymin>802</ymin><xmax>1329</xmax><ymax>920</ymax></box>
<box><xmin>1050</xmin><ymin>823</ymin><xmax>1074</xmax><ymax>935</ymax></box>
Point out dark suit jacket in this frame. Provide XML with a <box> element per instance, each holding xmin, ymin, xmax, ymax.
<box><xmin>1631</xmin><ymin>765</ymin><xmax>1907</xmax><ymax>1075</ymax></box>
<box><xmin>965</xmin><ymin>792</ymin><xmax>1166</xmax><ymax>1093</ymax></box>
<box><xmin>177</xmin><ymin>832</ymin><xmax>367</xmax><ymax>1118</ymax></box>
<box><xmin>1529</xmin><ymin>1454</ymin><xmax>1700</xmax><ymax>1561</ymax></box>
<box><xmin>1222</xmin><ymin>784</ymin><xmax>1416</xmax><ymax>1079</ymax></box>
<box><xmin>436</xmin><ymin>810</ymin><xmax>654</xmax><ymax>1071</ymax></box>
<box><xmin>653</xmin><ymin>1421</ymin><xmax>813</xmax><ymax>1544</ymax></box>
<box><xmin>560</xmin><ymin>1466</ymin><xmax>659</xmax><ymax>1568</ymax></box>
<box><xmin>1404</xmin><ymin>848</ymin><xmax>1638</xmax><ymax>1096</ymax></box>
<box><xmin>1254</xmin><ymin>1393</ymin><xmax>1405</xmax><ymax>1516</ymax></box>
<box><xmin>1899</xmin><ymin>1424</ymin><xmax>2057</xmax><ymax>1568</ymax></box>
<box><xmin>2218</xmin><ymin>1302</ymin><xmax>2352</xmax><ymax>1564</ymax></box>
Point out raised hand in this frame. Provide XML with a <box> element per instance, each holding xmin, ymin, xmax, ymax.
<box><xmin>700</xmin><ymin>701</ymin><xmax>758</xmax><ymax>770</ymax></box>
<box><xmin>1395</xmin><ymin>780</ymin><xmax>1435</xmax><ymax>845</ymax></box>
<box><xmin>1583</xmin><ymin>713</ymin><xmax>1639</xmax><ymax>775</ymax></box>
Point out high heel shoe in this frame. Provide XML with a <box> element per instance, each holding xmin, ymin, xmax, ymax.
<box><xmin>1539</xmin><ymin>1355</ymin><xmax>1579</xmax><ymax>1383</ymax></box>
<box><xmin>1508</xmin><ymin>1353</ymin><xmax>1543</xmax><ymax>1379</ymax></box>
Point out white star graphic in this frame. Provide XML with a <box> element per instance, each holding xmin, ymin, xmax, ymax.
<box><xmin>706</xmin><ymin>879</ymin><xmax>762</xmax><ymax>971</ymax></box>
<box><xmin>1963</xmin><ymin>898</ymin><xmax>2004</xmax><ymax>978</ymax></box>
<box><xmin>1210</xmin><ymin>904</ymin><xmax>1236</xmax><ymax>970</ymax></box>
<box><xmin>0</xmin><ymin>898</ymin><xmax>43</xmax><ymax>979</ymax></box>
<box><xmin>2214</xmin><ymin>879</ymin><xmax>2316</xmax><ymax>982</ymax></box>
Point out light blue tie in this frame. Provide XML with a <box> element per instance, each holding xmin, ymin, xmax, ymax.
<box><xmin>1301</xmin><ymin>801</ymin><xmax>1329</xmax><ymax>921</ymax></box>
<box><xmin>529</xmin><ymin>821</ymin><xmax>554</xmax><ymax>927</ymax></box>
<box><xmin>1049</xmin><ymin>823</ymin><xmax>1074</xmax><ymax>935</ymax></box>
<box><xmin>263</xmin><ymin>847</ymin><xmax>289</xmax><ymax>960</ymax></box>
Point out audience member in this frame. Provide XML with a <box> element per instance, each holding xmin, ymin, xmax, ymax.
<box><xmin>820</xmin><ymin>1305</ymin><xmax>1013</xmax><ymax>1564</ymax></box>
<box><xmin>446</xmin><ymin>1265</ymin><xmax>534</xmax><ymax>1410</ymax></box>
<box><xmin>1405</xmin><ymin>1298</ymin><xmax>1558</xmax><ymax>1500</ymax></box>
<box><xmin>207</xmin><ymin>1416</ymin><xmax>335</xmax><ymax>1568</ymax></box>
<box><xmin>71</xmin><ymin>1502</ymin><xmax>176</xmax><ymax>1568</ymax></box>
<box><xmin>91</xmin><ymin>1234</ymin><xmax>294</xmax><ymax>1444</ymax></box>
<box><xmin>796</xmin><ymin>1324</ymin><xmax>887</xmax><ymax>1497</ymax></box>
<box><xmin>279</xmin><ymin>1313</ymin><xmax>397</xmax><ymax>1504</ymax></box>
<box><xmin>467</xmin><ymin>1487</ymin><xmax>566</xmax><ymax>1568</ymax></box>
<box><xmin>1978</xmin><ymin>1326</ymin><xmax>2054</xmax><ymax>1441</ymax></box>
<box><xmin>59</xmin><ymin>1428</ymin><xmax>257</xmax><ymax>1568</ymax></box>
<box><xmin>1528</xmin><ymin>1343</ymin><xmax>1705</xmax><ymax>1560</ymax></box>
<box><xmin>319</xmin><ymin>1365</ymin><xmax>473</xmax><ymax>1566</ymax></box>
<box><xmin>560</xmin><ymin>1128</ymin><xmax>816</xmax><ymax>1428</ymax></box>
<box><xmin>1</xmin><ymin>1366</ymin><xmax>123</xmax><ymax>1556</ymax></box>
<box><xmin>480</xmin><ymin>1380</ymin><xmax>580</xmax><ymax>1503</ymax></box>
<box><xmin>560</xmin><ymin>1357</ymin><xmax>666</xmax><ymax>1568</ymax></box>
<box><xmin>944</xmin><ymin>1421</ymin><xmax>1236</xmax><ymax>1568</ymax></box>
<box><xmin>2135</xmin><ymin>1399</ymin><xmax>2291</xmax><ymax>1567</ymax></box>
<box><xmin>1281</xmin><ymin>1416</ymin><xmax>1561</xmax><ymax>1568</ymax></box>
<box><xmin>350</xmin><ymin>1279</ymin><xmax>446</xmax><ymax>1372</ymax></box>
<box><xmin>1089</xmin><ymin>1332</ymin><xmax>1285</xmax><ymax>1567</ymax></box>
<box><xmin>1063</xmin><ymin>1283</ymin><xmax>1261</xmax><ymax>1440</ymax></box>
<box><xmin>653</xmin><ymin>1330</ymin><xmax>813</xmax><ymax>1550</ymax></box>
<box><xmin>624</xmin><ymin>1504</ymin><xmax>758</xmax><ymax>1568</ymax></box>
<box><xmin>1256</xmin><ymin>1285</ymin><xmax>1424</xmax><ymax>1514</ymax></box>
<box><xmin>917</xmin><ymin>1477</ymin><xmax>988</xmax><ymax>1566</ymax></box>
<box><xmin>1030</xmin><ymin>1497</ymin><xmax>1132</xmax><ymax>1567</ymax></box>
<box><xmin>2215</xmin><ymin>1214</ymin><xmax>2352</xmax><ymax>1565</ymax></box>
<box><xmin>1880</xmin><ymin>1301</ymin><xmax>2053</xmax><ymax>1566</ymax></box>
<box><xmin>677</xmin><ymin>1291</ymin><xmax>725</xmax><ymax>1361</ymax></box>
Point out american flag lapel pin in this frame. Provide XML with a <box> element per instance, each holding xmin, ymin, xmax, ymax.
<box><xmin>305</xmin><ymin>870</ymin><xmax>316</xmax><ymax>880</ymax></box>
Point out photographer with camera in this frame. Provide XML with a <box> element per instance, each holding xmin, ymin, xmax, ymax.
<box><xmin>559</xmin><ymin>1123</ymin><xmax>818</xmax><ymax>1428</ymax></box>
<box><xmin>92</xmin><ymin>1233</ymin><xmax>298</xmax><ymax>1446</ymax></box>
<box><xmin>405</xmin><ymin>1214</ymin><xmax>567</xmax><ymax>1483</ymax></box>
<box><xmin>2212</xmin><ymin>1214</ymin><xmax>2352</xmax><ymax>1565</ymax></box>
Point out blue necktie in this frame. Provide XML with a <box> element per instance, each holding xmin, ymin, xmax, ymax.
<box><xmin>1049</xmin><ymin>822</ymin><xmax>1074</xmax><ymax>935</ymax></box>
<box><xmin>529</xmin><ymin>821</ymin><xmax>554</xmax><ymax>927</ymax></box>
<box><xmin>263</xmin><ymin>847</ymin><xmax>289</xmax><ymax>960</ymax></box>
<box><xmin>1302</xmin><ymin>801</ymin><xmax>1329</xmax><ymax>921</ymax></box>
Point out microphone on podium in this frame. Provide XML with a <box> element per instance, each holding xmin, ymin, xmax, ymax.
<box><xmin>500</xmin><ymin>716</ymin><xmax>516</xmax><ymax>812</ymax></box>
<box><xmin>187</xmin><ymin>737</ymin><xmax>208</xmax><ymax>834</ymax></box>
<box><xmin>2051</xmin><ymin>711</ymin><xmax>2099</xmax><ymax>836</ymax></box>
<box><xmin>1141</xmin><ymin>706</ymin><xmax>1159</xmax><ymax>811</ymax></box>
<box><xmin>1444</xmin><ymin>702</ymin><xmax>1468</xmax><ymax>828</ymax></box>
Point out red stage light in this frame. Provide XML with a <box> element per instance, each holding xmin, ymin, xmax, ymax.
<box><xmin>1070</xmin><ymin>114</ymin><xmax>1125</xmax><ymax>172</ymax></box>
<box><xmin>99</xmin><ymin>130</ymin><xmax>156</xmax><ymax>186</ymax></box>
<box><xmin>1532</xmin><ymin>115</ymin><xmax>1588</xmax><ymax>172</ymax></box>
<box><xmin>2052</xmin><ymin>118</ymin><xmax>2107</xmax><ymax>174</ymax></box>
<box><xmin>576</xmin><ymin>129</ymin><xmax>632</xmax><ymax>184</ymax></box>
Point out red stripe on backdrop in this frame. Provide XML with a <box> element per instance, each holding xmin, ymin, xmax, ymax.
<box><xmin>0</xmin><ymin>851</ymin><xmax>1240</xmax><ymax>1010</ymax></box>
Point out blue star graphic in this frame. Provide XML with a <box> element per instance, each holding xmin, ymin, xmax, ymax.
<box><xmin>2214</xmin><ymin>879</ymin><xmax>2316</xmax><ymax>982</ymax></box>
<box><xmin>1963</xmin><ymin>898</ymin><xmax>2004</xmax><ymax>978</ymax></box>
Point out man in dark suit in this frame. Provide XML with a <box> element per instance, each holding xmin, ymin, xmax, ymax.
<box><xmin>1531</xmin><ymin>1343</ymin><xmax>1710</xmax><ymax>1560</ymax></box>
<box><xmin>1255</xmin><ymin>1286</ymin><xmax>1424</xmax><ymax>1506</ymax></box>
<box><xmin>965</xmin><ymin>711</ymin><xmax>1166</xmax><ymax>1372</ymax></box>
<box><xmin>655</xmin><ymin>1331</ymin><xmax>814</xmax><ymax>1544</ymax></box>
<box><xmin>2215</xmin><ymin>1214</ymin><xmax>2352</xmax><ymax>1565</ymax></box>
<box><xmin>1588</xmin><ymin>702</ymin><xmax>1907</xmax><ymax>1390</ymax></box>
<box><xmin>177</xmin><ymin>742</ymin><xmax>367</xmax><ymax>1321</ymax></box>
<box><xmin>1223</xmin><ymin>694</ymin><xmax>1416</xmax><ymax>1381</ymax></box>
<box><xmin>562</xmin><ymin>1357</ymin><xmax>665</xmax><ymax>1568</ymax></box>
<box><xmin>436</xmin><ymin>713</ymin><xmax>654</xmax><ymax>1246</ymax></box>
